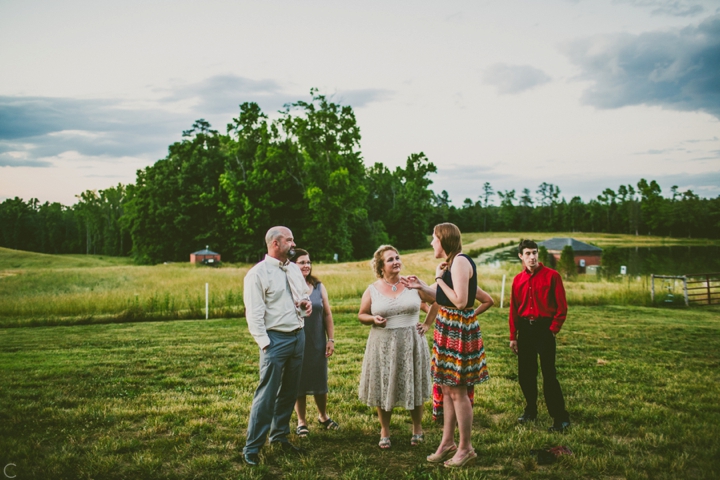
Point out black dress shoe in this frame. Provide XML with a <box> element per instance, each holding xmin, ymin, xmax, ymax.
<box><xmin>518</xmin><ymin>413</ymin><xmax>537</xmax><ymax>423</ymax></box>
<box><xmin>548</xmin><ymin>420</ymin><xmax>571</xmax><ymax>433</ymax></box>
<box><xmin>243</xmin><ymin>453</ymin><xmax>260</xmax><ymax>466</ymax></box>
<box><xmin>274</xmin><ymin>441</ymin><xmax>304</xmax><ymax>455</ymax></box>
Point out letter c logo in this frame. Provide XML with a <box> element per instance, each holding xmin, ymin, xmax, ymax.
<box><xmin>4</xmin><ymin>464</ymin><xmax>16</xmax><ymax>479</ymax></box>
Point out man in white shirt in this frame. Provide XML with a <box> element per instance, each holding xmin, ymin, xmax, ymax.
<box><xmin>243</xmin><ymin>226</ymin><xmax>312</xmax><ymax>466</ymax></box>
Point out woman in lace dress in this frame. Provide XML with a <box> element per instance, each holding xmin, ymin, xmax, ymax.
<box><xmin>358</xmin><ymin>245</ymin><xmax>432</xmax><ymax>449</ymax></box>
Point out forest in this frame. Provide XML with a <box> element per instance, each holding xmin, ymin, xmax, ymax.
<box><xmin>2</xmin><ymin>91</ymin><xmax>719</xmax><ymax>263</ymax></box>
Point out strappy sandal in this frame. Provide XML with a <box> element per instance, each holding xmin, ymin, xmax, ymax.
<box><xmin>296</xmin><ymin>425</ymin><xmax>309</xmax><ymax>438</ymax></box>
<box><xmin>411</xmin><ymin>433</ymin><xmax>425</xmax><ymax>446</ymax></box>
<box><xmin>444</xmin><ymin>449</ymin><xmax>477</xmax><ymax>468</ymax></box>
<box><xmin>427</xmin><ymin>444</ymin><xmax>457</xmax><ymax>463</ymax></box>
<box><xmin>378</xmin><ymin>437</ymin><xmax>391</xmax><ymax>449</ymax></box>
<box><xmin>318</xmin><ymin>417</ymin><xmax>339</xmax><ymax>430</ymax></box>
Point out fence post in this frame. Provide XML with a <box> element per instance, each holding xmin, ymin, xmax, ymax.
<box><xmin>500</xmin><ymin>274</ymin><xmax>506</xmax><ymax>309</ymax></box>
<box><xmin>707</xmin><ymin>274</ymin><xmax>712</xmax><ymax>305</ymax></box>
<box><xmin>651</xmin><ymin>274</ymin><xmax>655</xmax><ymax>304</ymax></box>
<box><xmin>682</xmin><ymin>276</ymin><xmax>689</xmax><ymax>307</ymax></box>
<box><xmin>205</xmin><ymin>283</ymin><xmax>209</xmax><ymax>319</ymax></box>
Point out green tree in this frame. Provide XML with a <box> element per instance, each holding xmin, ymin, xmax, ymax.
<box><xmin>280</xmin><ymin>90</ymin><xmax>367</xmax><ymax>261</ymax></box>
<box><xmin>481</xmin><ymin>182</ymin><xmax>494</xmax><ymax>232</ymax></box>
<box><xmin>538</xmin><ymin>245</ymin><xmax>549</xmax><ymax>265</ymax></box>
<box><xmin>125</xmin><ymin>119</ymin><xmax>228</xmax><ymax>263</ymax></box>
<box><xmin>220</xmin><ymin>103</ymin><xmax>306</xmax><ymax>262</ymax></box>
<box><xmin>497</xmin><ymin>190</ymin><xmax>516</xmax><ymax>231</ymax></box>
<box><xmin>557</xmin><ymin>245</ymin><xmax>576</xmax><ymax>279</ymax></box>
<box><xmin>385</xmin><ymin>153</ymin><xmax>437</xmax><ymax>250</ymax></box>
<box><xmin>637</xmin><ymin>178</ymin><xmax>663</xmax><ymax>235</ymax></box>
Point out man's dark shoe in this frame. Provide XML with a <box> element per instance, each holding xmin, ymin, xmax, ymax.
<box><xmin>274</xmin><ymin>441</ymin><xmax>304</xmax><ymax>455</ymax></box>
<box><xmin>243</xmin><ymin>453</ymin><xmax>260</xmax><ymax>466</ymax></box>
<box><xmin>518</xmin><ymin>413</ymin><xmax>537</xmax><ymax>424</ymax></box>
<box><xmin>548</xmin><ymin>420</ymin><xmax>571</xmax><ymax>433</ymax></box>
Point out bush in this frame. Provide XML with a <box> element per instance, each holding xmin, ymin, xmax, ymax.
<box><xmin>558</xmin><ymin>245</ymin><xmax>576</xmax><ymax>279</ymax></box>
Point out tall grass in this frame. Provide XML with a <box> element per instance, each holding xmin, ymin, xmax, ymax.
<box><xmin>2</xmin><ymin>233</ymin><xmax>715</xmax><ymax>328</ymax></box>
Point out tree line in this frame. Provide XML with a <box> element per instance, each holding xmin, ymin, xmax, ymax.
<box><xmin>434</xmin><ymin>179</ymin><xmax>719</xmax><ymax>239</ymax></box>
<box><xmin>2</xmin><ymin>91</ymin><xmax>719</xmax><ymax>262</ymax></box>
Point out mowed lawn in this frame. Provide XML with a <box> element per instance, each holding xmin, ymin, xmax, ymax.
<box><xmin>1</xmin><ymin>306</ymin><xmax>719</xmax><ymax>479</ymax></box>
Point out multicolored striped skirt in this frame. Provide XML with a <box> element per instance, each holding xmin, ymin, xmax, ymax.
<box><xmin>431</xmin><ymin>305</ymin><xmax>489</xmax><ymax>419</ymax></box>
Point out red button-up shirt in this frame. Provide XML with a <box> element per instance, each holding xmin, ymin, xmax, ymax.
<box><xmin>508</xmin><ymin>263</ymin><xmax>568</xmax><ymax>340</ymax></box>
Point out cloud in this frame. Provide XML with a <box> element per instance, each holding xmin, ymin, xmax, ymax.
<box><xmin>0</xmin><ymin>95</ymin><xmax>188</xmax><ymax>166</ymax></box>
<box><xmin>331</xmin><ymin>89</ymin><xmax>394</xmax><ymax>108</ymax></box>
<box><xmin>690</xmin><ymin>149</ymin><xmax>720</xmax><ymax>160</ymax></box>
<box><xmin>0</xmin><ymin>76</ymin><xmax>395</xmax><ymax>169</ymax></box>
<box><xmin>159</xmin><ymin>75</ymin><xmax>294</xmax><ymax>114</ymax></box>
<box><xmin>0</xmin><ymin>97</ymin><xmax>115</xmax><ymax>140</ymax></box>
<box><xmin>482</xmin><ymin>64</ymin><xmax>552</xmax><ymax>94</ymax></box>
<box><xmin>0</xmin><ymin>152</ymin><xmax>52</xmax><ymax>167</ymax></box>
<box><xmin>613</xmin><ymin>0</ymin><xmax>705</xmax><ymax>17</ymax></box>
<box><xmin>0</xmin><ymin>76</ymin><xmax>291</xmax><ymax>168</ymax></box>
<box><xmin>564</xmin><ymin>14</ymin><xmax>720</xmax><ymax>119</ymax></box>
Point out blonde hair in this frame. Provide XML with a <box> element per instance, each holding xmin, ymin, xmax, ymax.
<box><xmin>371</xmin><ymin>245</ymin><xmax>399</xmax><ymax>278</ymax></box>
<box><xmin>434</xmin><ymin>223</ymin><xmax>462</xmax><ymax>270</ymax></box>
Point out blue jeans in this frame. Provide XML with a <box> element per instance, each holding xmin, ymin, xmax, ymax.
<box><xmin>244</xmin><ymin>329</ymin><xmax>305</xmax><ymax>454</ymax></box>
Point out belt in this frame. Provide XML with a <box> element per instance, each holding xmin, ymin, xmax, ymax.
<box><xmin>519</xmin><ymin>317</ymin><xmax>551</xmax><ymax>327</ymax></box>
<box><xmin>271</xmin><ymin>327</ymin><xmax>303</xmax><ymax>334</ymax></box>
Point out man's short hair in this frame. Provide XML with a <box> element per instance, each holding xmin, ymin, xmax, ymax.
<box><xmin>265</xmin><ymin>227</ymin><xmax>288</xmax><ymax>246</ymax></box>
<box><xmin>519</xmin><ymin>239</ymin><xmax>538</xmax><ymax>254</ymax></box>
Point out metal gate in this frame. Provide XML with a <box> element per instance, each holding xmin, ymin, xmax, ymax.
<box><xmin>651</xmin><ymin>273</ymin><xmax>720</xmax><ymax>306</ymax></box>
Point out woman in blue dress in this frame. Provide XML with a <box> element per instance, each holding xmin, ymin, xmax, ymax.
<box><xmin>290</xmin><ymin>248</ymin><xmax>338</xmax><ymax>437</ymax></box>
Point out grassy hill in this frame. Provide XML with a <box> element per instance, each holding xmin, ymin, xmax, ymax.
<box><xmin>0</xmin><ymin>246</ymin><xmax>134</xmax><ymax>270</ymax></box>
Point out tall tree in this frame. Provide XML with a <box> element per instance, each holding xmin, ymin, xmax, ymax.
<box><xmin>280</xmin><ymin>90</ymin><xmax>367</xmax><ymax>261</ymax></box>
<box><xmin>481</xmin><ymin>182</ymin><xmax>494</xmax><ymax>232</ymax></box>
<box><xmin>637</xmin><ymin>179</ymin><xmax>663</xmax><ymax>235</ymax></box>
<box><xmin>125</xmin><ymin>119</ymin><xmax>228</xmax><ymax>263</ymax></box>
<box><xmin>497</xmin><ymin>189</ymin><xmax>516</xmax><ymax>231</ymax></box>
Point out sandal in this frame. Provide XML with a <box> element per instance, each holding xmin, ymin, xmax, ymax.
<box><xmin>296</xmin><ymin>425</ymin><xmax>309</xmax><ymax>438</ymax></box>
<box><xmin>427</xmin><ymin>444</ymin><xmax>457</xmax><ymax>463</ymax></box>
<box><xmin>411</xmin><ymin>433</ymin><xmax>425</xmax><ymax>446</ymax></box>
<box><xmin>378</xmin><ymin>437</ymin><xmax>391</xmax><ymax>449</ymax></box>
<box><xmin>318</xmin><ymin>417</ymin><xmax>339</xmax><ymax>430</ymax></box>
<box><xmin>444</xmin><ymin>449</ymin><xmax>477</xmax><ymax>468</ymax></box>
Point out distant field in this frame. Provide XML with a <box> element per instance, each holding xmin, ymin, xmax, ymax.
<box><xmin>0</xmin><ymin>247</ymin><xmax>135</xmax><ymax>270</ymax></box>
<box><xmin>1</xmin><ymin>306</ymin><xmax>719</xmax><ymax>479</ymax></box>
<box><xmin>1</xmin><ymin>233</ymin><xmax>718</xmax><ymax>328</ymax></box>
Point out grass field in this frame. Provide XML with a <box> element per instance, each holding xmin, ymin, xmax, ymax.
<box><xmin>1</xmin><ymin>306</ymin><xmax>719</xmax><ymax>479</ymax></box>
<box><xmin>2</xmin><ymin>234</ymin><xmax>719</xmax><ymax>478</ymax></box>
<box><xmin>2</xmin><ymin>232</ymin><xmax>717</xmax><ymax>328</ymax></box>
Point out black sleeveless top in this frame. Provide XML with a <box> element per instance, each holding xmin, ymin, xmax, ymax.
<box><xmin>436</xmin><ymin>253</ymin><xmax>477</xmax><ymax>309</ymax></box>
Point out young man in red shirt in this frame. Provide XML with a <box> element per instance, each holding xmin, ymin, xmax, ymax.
<box><xmin>509</xmin><ymin>239</ymin><xmax>571</xmax><ymax>432</ymax></box>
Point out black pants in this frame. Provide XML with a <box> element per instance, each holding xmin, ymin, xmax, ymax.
<box><xmin>517</xmin><ymin>322</ymin><xmax>569</xmax><ymax>422</ymax></box>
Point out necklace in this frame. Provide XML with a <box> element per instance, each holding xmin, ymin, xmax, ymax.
<box><xmin>383</xmin><ymin>277</ymin><xmax>401</xmax><ymax>292</ymax></box>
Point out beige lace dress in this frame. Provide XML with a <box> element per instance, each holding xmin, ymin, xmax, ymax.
<box><xmin>358</xmin><ymin>285</ymin><xmax>432</xmax><ymax>411</ymax></box>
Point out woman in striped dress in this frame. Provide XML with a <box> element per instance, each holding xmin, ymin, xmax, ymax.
<box><xmin>405</xmin><ymin>223</ymin><xmax>489</xmax><ymax>468</ymax></box>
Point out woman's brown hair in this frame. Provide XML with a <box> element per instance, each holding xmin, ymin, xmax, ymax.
<box><xmin>434</xmin><ymin>223</ymin><xmax>462</xmax><ymax>271</ymax></box>
<box><xmin>371</xmin><ymin>245</ymin><xmax>399</xmax><ymax>279</ymax></box>
<box><xmin>290</xmin><ymin>248</ymin><xmax>320</xmax><ymax>287</ymax></box>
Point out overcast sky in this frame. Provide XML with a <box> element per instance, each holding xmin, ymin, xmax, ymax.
<box><xmin>1</xmin><ymin>0</ymin><xmax>719</xmax><ymax>206</ymax></box>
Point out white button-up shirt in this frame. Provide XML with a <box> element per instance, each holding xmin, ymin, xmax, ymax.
<box><xmin>243</xmin><ymin>254</ymin><xmax>310</xmax><ymax>349</ymax></box>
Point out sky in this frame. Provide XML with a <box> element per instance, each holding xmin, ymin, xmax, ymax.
<box><xmin>1</xmin><ymin>0</ymin><xmax>719</xmax><ymax>206</ymax></box>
